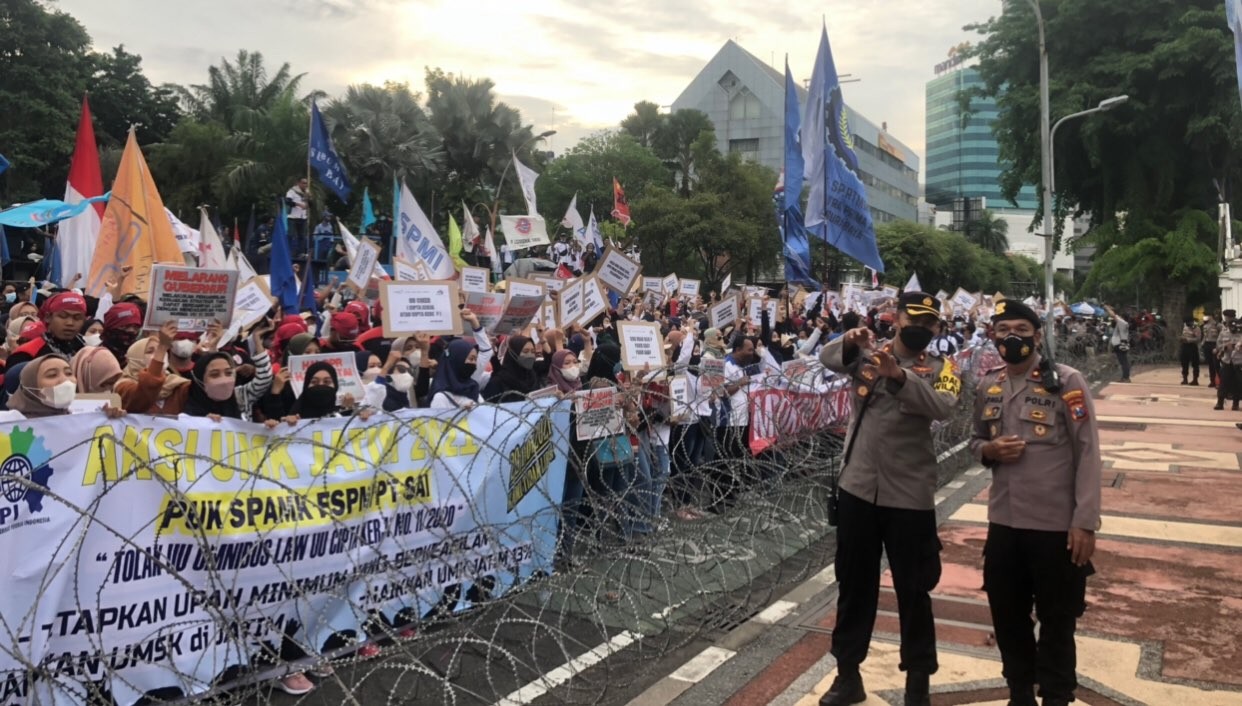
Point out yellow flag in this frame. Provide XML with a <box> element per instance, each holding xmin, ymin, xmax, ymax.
<box><xmin>85</xmin><ymin>130</ymin><xmax>184</xmax><ymax>298</ymax></box>
<box><xmin>447</xmin><ymin>215</ymin><xmax>469</xmax><ymax>271</ymax></box>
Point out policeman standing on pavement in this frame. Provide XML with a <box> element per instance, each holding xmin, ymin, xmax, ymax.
<box><xmin>970</xmin><ymin>300</ymin><xmax>1102</xmax><ymax>706</ymax></box>
<box><xmin>1215</xmin><ymin>310</ymin><xmax>1240</xmax><ymax>411</ymax></box>
<box><xmin>816</xmin><ymin>292</ymin><xmax>962</xmax><ymax>706</ymax></box>
<box><xmin>1202</xmin><ymin>312</ymin><xmax>1222</xmax><ymax>389</ymax></box>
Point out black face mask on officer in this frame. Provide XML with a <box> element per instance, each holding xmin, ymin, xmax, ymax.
<box><xmin>997</xmin><ymin>333</ymin><xmax>1038</xmax><ymax>364</ymax></box>
<box><xmin>895</xmin><ymin>313</ymin><xmax>938</xmax><ymax>353</ymax></box>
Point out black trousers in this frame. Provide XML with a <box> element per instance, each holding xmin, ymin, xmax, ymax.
<box><xmin>1179</xmin><ymin>342</ymin><xmax>1200</xmax><ymax>381</ymax></box>
<box><xmin>1218</xmin><ymin>363</ymin><xmax>1241</xmax><ymax>406</ymax></box>
<box><xmin>1203</xmin><ymin>342</ymin><xmax>1218</xmax><ymax>386</ymax></box>
<box><xmin>831</xmin><ymin>489</ymin><xmax>941</xmax><ymax>673</ymax></box>
<box><xmin>983</xmin><ymin>523</ymin><xmax>1093</xmax><ymax>701</ymax></box>
<box><xmin>1113</xmin><ymin>346</ymin><xmax>1131</xmax><ymax>380</ymax></box>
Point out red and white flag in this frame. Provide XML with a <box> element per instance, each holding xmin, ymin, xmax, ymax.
<box><xmin>59</xmin><ymin>95</ymin><xmax>104</xmax><ymax>286</ymax></box>
<box><xmin>611</xmin><ymin>178</ymin><xmax>631</xmax><ymax>226</ymax></box>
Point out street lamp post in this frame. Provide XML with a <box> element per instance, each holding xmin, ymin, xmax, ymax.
<box><xmin>488</xmin><ymin>130</ymin><xmax>556</xmax><ymax>245</ymax></box>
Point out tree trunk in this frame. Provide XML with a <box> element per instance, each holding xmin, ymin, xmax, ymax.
<box><xmin>1162</xmin><ymin>282</ymin><xmax>1186</xmax><ymax>358</ymax></box>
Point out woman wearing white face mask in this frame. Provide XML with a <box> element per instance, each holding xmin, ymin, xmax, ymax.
<box><xmin>7</xmin><ymin>354</ymin><xmax>125</xmax><ymax>419</ymax></box>
<box><xmin>82</xmin><ymin>319</ymin><xmax>104</xmax><ymax>348</ymax></box>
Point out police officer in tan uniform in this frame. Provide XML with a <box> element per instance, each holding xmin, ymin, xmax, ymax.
<box><xmin>970</xmin><ymin>300</ymin><xmax>1102</xmax><ymax>706</ymax></box>
<box><xmin>816</xmin><ymin>291</ymin><xmax>961</xmax><ymax>706</ymax></box>
<box><xmin>1215</xmin><ymin>311</ymin><xmax>1241</xmax><ymax>411</ymax></box>
<box><xmin>1202</xmin><ymin>313</ymin><xmax>1222</xmax><ymax>389</ymax></box>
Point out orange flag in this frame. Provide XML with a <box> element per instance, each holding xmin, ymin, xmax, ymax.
<box><xmin>85</xmin><ymin>130</ymin><xmax>184</xmax><ymax>298</ymax></box>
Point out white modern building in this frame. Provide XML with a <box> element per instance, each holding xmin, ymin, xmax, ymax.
<box><xmin>671</xmin><ymin>40</ymin><xmax>920</xmax><ymax>224</ymax></box>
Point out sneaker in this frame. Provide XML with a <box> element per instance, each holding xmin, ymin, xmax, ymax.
<box><xmin>397</xmin><ymin>626</ymin><xmax>417</xmax><ymax>640</ymax></box>
<box><xmin>309</xmin><ymin>662</ymin><xmax>334</xmax><ymax>678</ymax></box>
<box><xmin>818</xmin><ymin>670</ymin><xmax>866</xmax><ymax>705</ymax></box>
<box><xmin>276</xmin><ymin>673</ymin><xmax>315</xmax><ymax>695</ymax></box>
<box><xmin>355</xmin><ymin>643</ymin><xmax>381</xmax><ymax>660</ymax></box>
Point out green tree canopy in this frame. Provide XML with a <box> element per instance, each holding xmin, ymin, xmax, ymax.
<box><xmin>88</xmin><ymin>46</ymin><xmax>182</xmax><ymax>149</ymax></box>
<box><xmin>537</xmin><ymin>131</ymin><xmax>671</xmax><ymax>229</ymax></box>
<box><xmin>177</xmin><ymin>50</ymin><xmax>307</xmax><ymax>131</ymax></box>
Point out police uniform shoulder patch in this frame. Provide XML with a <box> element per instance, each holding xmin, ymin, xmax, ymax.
<box><xmin>987</xmin><ymin>384</ymin><xmax>1003</xmax><ymax>395</ymax></box>
<box><xmin>1062</xmin><ymin>388</ymin><xmax>1089</xmax><ymax>422</ymax></box>
<box><xmin>933</xmin><ymin>357</ymin><xmax>962</xmax><ymax>396</ymax></box>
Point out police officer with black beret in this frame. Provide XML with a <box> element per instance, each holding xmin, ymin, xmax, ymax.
<box><xmin>970</xmin><ymin>299</ymin><xmax>1102</xmax><ymax>706</ymax></box>
<box><xmin>816</xmin><ymin>291</ymin><xmax>961</xmax><ymax>706</ymax></box>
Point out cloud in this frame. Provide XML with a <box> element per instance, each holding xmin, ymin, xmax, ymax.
<box><xmin>56</xmin><ymin>0</ymin><xmax>1007</xmax><ymax>171</ymax></box>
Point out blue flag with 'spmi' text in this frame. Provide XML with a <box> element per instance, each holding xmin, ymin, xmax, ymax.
<box><xmin>309</xmin><ymin>100</ymin><xmax>351</xmax><ymax>201</ymax></box>
<box><xmin>802</xmin><ymin>24</ymin><xmax>884</xmax><ymax>273</ymax></box>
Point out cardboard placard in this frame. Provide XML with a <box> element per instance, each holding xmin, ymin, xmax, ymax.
<box><xmin>662</xmin><ymin>273</ymin><xmax>679</xmax><ymax>297</ymax></box>
<box><xmin>746</xmin><ymin>297</ymin><xmax>779</xmax><ymax>324</ymax></box>
<box><xmin>559</xmin><ymin>278</ymin><xmax>584</xmax><ymax>328</ymax></box>
<box><xmin>230</xmin><ymin>277</ymin><xmax>277</xmax><ymax>333</ymax></box>
<box><xmin>642</xmin><ymin>276</ymin><xmax>662</xmax><ymax>294</ymax></box>
<box><xmin>951</xmin><ymin>287</ymin><xmax>978</xmax><ymax>313</ymax></box>
<box><xmin>69</xmin><ymin>393</ymin><xmax>121</xmax><ymax>415</ymax></box>
<box><xmin>346</xmin><ymin>238</ymin><xmax>381</xmax><ymax>291</ymax></box>
<box><xmin>668</xmin><ymin>375</ymin><xmax>692</xmax><ymax>423</ymax></box>
<box><xmin>720</xmin><ymin>274</ymin><xmax>731</xmax><ymax>295</ymax></box>
<box><xmin>680</xmin><ymin>279</ymin><xmax>701</xmax><ymax>297</ymax></box>
<box><xmin>380</xmin><ymin>280</ymin><xmax>462</xmax><ymax>336</ymax></box>
<box><xmin>143</xmin><ymin>265</ymin><xmax>239</xmax><ymax>331</ymax></box>
<box><xmin>579</xmin><ymin>276</ymin><xmax>608</xmax><ymax>325</ymax></box>
<box><xmin>506</xmin><ymin>278</ymin><xmax>547</xmax><ymax>301</ymax></box>
<box><xmin>393</xmin><ymin>257</ymin><xmax>422</xmax><ymax>282</ymax></box>
<box><xmin>881</xmin><ymin>284</ymin><xmax>900</xmax><ymax>299</ymax></box>
<box><xmin>494</xmin><ymin>292</ymin><xmax>544</xmax><ymax>336</ymax></box>
<box><xmin>465</xmin><ymin>291</ymin><xmax>506</xmax><ymax>332</ymax></box>
<box><xmin>709</xmin><ymin>297</ymin><xmax>738</xmax><ymax>330</ymax></box>
<box><xmin>594</xmin><ymin>245</ymin><xmax>642</xmax><ymax>295</ymax></box>
<box><xmin>540</xmin><ymin>297</ymin><xmax>557</xmax><ymax>329</ymax></box>
<box><xmin>698</xmin><ymin>357</ymin><xmax>725</xmax><ymax>391</ymax></box>
<box><xmin>574</xmin><ymin>388</ymin><xmax>625</xmax><ymax>440</ymax></box>
<box><xmin>532</xmin><ymin>274</ymin><xmax>568</xmax><ymax>293</ymax></box>
<box><xmin>617</xmin><ymin>320</ymin><xmax>666</xmax><ymax>371</ymax></box>
<box><xmin>460</xmin><ymin>266</ymin><xmax>490</xmax><ymax>294</ymax></box>
<box><xmin>528</xmin><ymin>385</ymin><xmax>561</xmax><ymax>400</ymax></box>
<box><xmin>288</xmin><ymin>352</ymin><xmax>364</xmax><ymax>403</ymax></box>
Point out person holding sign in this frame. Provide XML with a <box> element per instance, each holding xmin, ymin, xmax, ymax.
<box><xmin>815</xmin><ymin>292</ymin><xmax>960</xmax><ymax>706</ymax></box>
<box><xmin>483</xmin><ymin>335</ymin><xmax>547</xmax><ymax>403</ymax></box>
<box><xmin>281</xmin><ymin>362</ymin><xmax>373</xmax><ymax>423</ymax></box>
<box><xmin>6</xmin><ymin>354</ymin><xmax>125</xmax><ymax>419</ymax></box>
<box><xmin>427</xmin><ymin>309</ymin><xmax>493</xmax><ymax>409</ymax></box>
<box><xmin>142</xmin><ymin>319</ymin><xmax>275</xmax><ymax>423</ymax></box>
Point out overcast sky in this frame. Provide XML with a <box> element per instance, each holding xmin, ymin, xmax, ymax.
<box><xmin>57</xmin><ymin>0</ymin><xmax>1004</xmax><ymax>166</ymax></box>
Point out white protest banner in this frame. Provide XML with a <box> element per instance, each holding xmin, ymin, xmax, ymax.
<box><xmin>575</xmin><ymin>388</ymin><xmax>624</xmax><ymax>440</ymax></box>
<box><xmin>229</xmin><ymin>276</ymin><xmax>277</xmax><ymax>333</ymax></box>
<box><xmin>642</xmin><ymin>276</ymin><xmax>662</xmax><ymax>294</ymax></box>
<box><xmin>346</xmin><ymin>237</ymin><xmax>381</xmax><ymax>292</ymax></box>
<box><xmin>288</xmin><ymin>351</ymin><xmax>365</xmax><ymax>402</ymax></box>
<box><xmin>709</xmin><ymin>297</ymin><xmax>738</xmax><ymax>329</ymax></box>
<box><xmin>668</xmin><ymin>375</ymin><xmax>692</xmax><ymax>423</ymax></box>
<box><xmin>720</xmin><ymin>274</ymin><xmax>731</xmax><ymax>295</ymax></box>
<box><xmin>494</xmin><ymin>292</ymin><xmax>544</xmax><ymax>336</ymax></box>
<box><xmin>680</xmin><ymin>279</ymin><xmax>701</xmax><ymax>297</ymax></box>
<box><xmin>393</xmin><ymin>257</ymin><xmax>423</xmax><ymax>282</ymax></box>
<box><xmin>662</xmin><ymin>273</ymin><xmax>679</xmax><ymax>297</ymax></box>
<box><xmin>559</xmin><ymin>278</ymin><xmax>584</xmax><ymax>328</ymax></box>
<box><xmin>0</xmin><ymin>407</ymin><xmax>569</xmax><ymax>703</ymax></box>
<box><xmin>380</xmin><ymin>280</ymin><xmax>462</xmax><ymax>336</ymax></box>
<box><xmin>143</xmin><ymin>264</ymin><xmax>238</xmax><ymax>331</ymax></box>
<box><xmin>579</xmin><ymin>276</ymin><xmax>608</xmax><ymax>325</ymax></box>
<box><xmin>747</xmin><ymin>297</ymin><xmax>779</xmax><ymax>324</ymax></box>
<box><xmin>506</xmin><ymin>278</ymin><xmax>547</xmax><ymax>301</ymax></box>
<box><xmin>594</xmin><ymin>245</ymin><xmax>642</xmax><ymax>295</ymax></box>
<box><xmin>500</xmin><ymin>214</ymin><xmax>551</xmax><ymax>251</ymax></box>
<box><xmin>466</xmin><ymin>291</ymin><xmax>506</xmax><ymax>332</ymax></box>
<box><xmin>698</xmin><ymin>357</ymin><xmax>725</xmax><ymax>391</ymax></box>
<box><xmin>616</xmin><ymin>320</ymin><xmax>666</xmax><ymax>371</ymax></box>
<box><xmin>461</xmin><ymin>266</ymin><xmax>490</xmax><ymax>294</ymax></box>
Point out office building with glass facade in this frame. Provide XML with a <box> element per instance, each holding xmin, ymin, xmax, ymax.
<box><xmin>925</xmin><ymin>66</ymin><xmax>1038</xmax><ymax>210</ymax></box>
<box><xmin>672</xmin><ymin>40</ymin><xmax>920</xmax><ymax>224</ymax></box>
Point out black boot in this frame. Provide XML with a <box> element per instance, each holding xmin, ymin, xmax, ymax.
<box><xmin>1233</xmin><ymin>401</ymin><xmax>1239</xmax><ymax>411</ymax></box>
<box><xmin>1181</xmin><ymin>377</ymin><xmax>1188</xmax><ymax>385</ymax></box>
<box><xmin>818</xmin><ymin>667</ymin><xmax>866</xmax><ymax>706</ymax></box>
<box><xmin>903</xmin><ymin>671</ymin><xmax>930</xmax><ymax>706</ymax></box>
<box><xmin>1007</xmin><ymin>682</ymin><xmax>1037</xmax><ymax>706</ymax></box>
<box><xmin>1191</xmin><ymin>378</ymin><xmax>1200</xmax><ymax>386</ymax></box>
<box><xmin>1216</xmin><ymin>401</ymin><xmax>1225</xmax><ymax>410</ymax></box>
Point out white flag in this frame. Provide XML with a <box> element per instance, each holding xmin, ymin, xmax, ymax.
<box><xmin>586</xmin><ymin>208</ymin><xmax>604</xmax><ymax>252</ymax></box>
<box><xmin>461</xmin><ymin>201</ymin><xmax>479</xmax><ymax>253</ymax></box>
<box><xmin>562</xmin><ymin>193</ymin><xmax>588</xmax><ymax>247</ymax></box>
<box><xmin>513</xmin><ymin>152</ymin><xmax>539</xmax><ymax>215</ymax></box>
<box><xmin>485</xmin><ymin>227</ymin><xmax>501</xmax><ymax>277</ymax></box>
<box><xmin>230</xmin><ymin>245</ymin><xmax>258</xmax><ymax>281</ymax></box>
<box><xmin>395</xmin><ymin>180</ymin><xmax>455</xmax><ymax>280</ymax></box>
<box><xmin>166</xmin><ymin>209</ymin><xmax>202</xmax><ymax>260</ymax></box>
<box><xmin>197</xmin><ymin>208</ymin><xmax>230</xmax><ymax>270</ymax></box>
<box><xmin>904</xmin><ymin>271</ymin><xmax>921</xmax><ymax>293</ymax></box>
<box><xmin>339</xmin><ymin>223</ymin><xmax>390</xmax><ymax>279</ymax></box>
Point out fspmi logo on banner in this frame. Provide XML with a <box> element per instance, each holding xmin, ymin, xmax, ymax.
<box><xmin>0</xmin><ymin>426</ymin><xmax>55</xmax><ymax>532</ymax></box>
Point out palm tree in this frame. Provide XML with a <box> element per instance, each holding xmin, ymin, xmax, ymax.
<box><xmin>178</xmin><ymin>50</ymin><xmax>307</xmax><ymax>131</ymax></box>
<box><xmin>965</xmin><ymin>209</ymin><xmax>1010</xmax><ymax>256</ymax></box>
<box><xmin>214</xmin><ymin>91</ymin><xmax>310</xmax><ymax>213</ymax></box>
<box><xmin>654</xmin><ymin>109</ymin><xmax>714</xmax><ymax>197</ymax></box>
<box><xmin>621</xmin><ymin>101</ymin><xmax>664</xmax><ymax>149</ymax></box>
<box><xmin>322</xmin><ymin>83</ymin><xmax>443</xmax><ymax>193</ymax></box>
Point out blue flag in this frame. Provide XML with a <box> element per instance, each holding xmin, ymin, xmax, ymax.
<box><xmin>781</xmin><ymin>58</ymin><xmax>819</xmax><ymax>289</ymax></box>
<box><xmin>0</xmin><ymin>225</ymin><xmax>9</xmax><ymax>267</ymax></box>
<box><xmin>802</xmin><ymin>24</ymin><xmax>884</xmax><ymax>273</ymax></box>
<box><xmin>361</xmin><ymin>187</ymin><xmax>376</xmax><ymax>232</ymax></box>
<box><xmin>1229</xmin><ymin>0</ymin><xmax>1242</xmax><ymax>109</ymax></box>
<box><xmin>298</xmin><ymin>255</ymin><xmax>319</xmax><ymax>326</ymax></box>
<box><xmin>308</xmin><ymin>100</ymin><xmax>351</xmax><ymax>201</ymax></box>
<box><xmin>270</xmin><ymin>203</ymin><xmax>300</xmax><ymax>312</ymax></box>
<box><xmin>0</xmin><ymin>154</ymin><xmax>9</xmax><ymax>176</ymax></box>
<box><xmin>0</xmin><ymin>193</ymin><xmax>111</xmax><ymax>228</ymax></box>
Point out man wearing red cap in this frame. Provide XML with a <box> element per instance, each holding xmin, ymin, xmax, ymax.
<box><xmin>321</xmin><ymin>312</ymin><xmax>360</xmax><ymax>353</ymax></box>
<box><xmin>101</xmin><ymin>302</ymin><xmax>144</xmax><ymax>369</ymax></box>
<box><xmin>8</xmin><ymin>292</ymin><xmax>88</xmax><ymax>367</ymax></box>
<box><xmin>345</xmin><ymin>300</ymin><xmax>371</xmax><ymax>332</ymax></box>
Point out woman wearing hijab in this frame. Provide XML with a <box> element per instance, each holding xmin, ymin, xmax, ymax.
<box><xmin>428</xmin><ymin>340</ymin><xmax>482</xmax><ymax>409</ymax></box>
<box><xmin>548</xmin><ymin>349</ymin><xmax>591</xmax><ymax>561</ymax></box>
<box><xmin>162</xmin><ymin>321</ymin><xmax>274</xmax><ymax>421</ymax></box>
<box><xmin>71</xmin><ymin>346</ymin><xmax>124</xmax><ymax>395</ymax></box>
<box><xmin>7</xmin><ymin>354</ymin><xmax>125</xmax><ymax>419</ymax></box>
<box><xmin>112</xmin><ymin>323</ymin><xmax>191</xmax><ymax>415</ymax></box>
<box><xmin>482</xmin><ymin>335</ymin><xmax>545</xmax><ymax>403</ymax></box>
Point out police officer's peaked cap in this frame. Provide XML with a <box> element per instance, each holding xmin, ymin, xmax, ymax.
<box><xmin>993</xmin><ymin>299</ymin><xmax>1042</xmax><ymax>329</ymax></box>
<box><xmin>898</xmin><ymin>291</ymin><xmax>940</xmax><ymax>318</ymax></box>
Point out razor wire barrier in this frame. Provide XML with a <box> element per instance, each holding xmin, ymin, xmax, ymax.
<box><xmin>0</xmin><ymin>341</ymin><xmax>1149</xmax><ymax>706</ymax></box>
